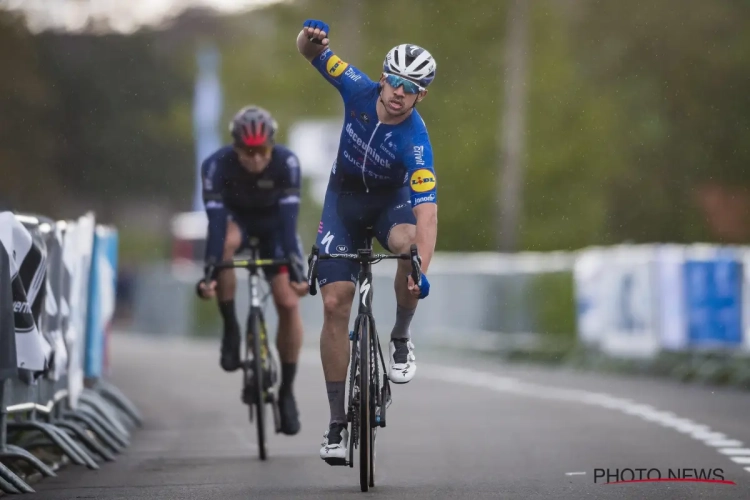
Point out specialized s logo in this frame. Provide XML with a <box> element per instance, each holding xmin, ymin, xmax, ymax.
<box><xmin>326</xmin><ymin>55</ymin><xmax>348</xmax><ymax>77</ymax></box>
<box><xmin>410</xmin><ymin>168</ymin><xmax>436</xmax><ymax>193</ymax></box>
<box><xmin>360</xmin><ymin>278</ymin><xmax>371</xmax><ymax>307</ymax></box>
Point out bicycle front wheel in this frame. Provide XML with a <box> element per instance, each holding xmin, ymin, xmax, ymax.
<box><xmin>358</xmin><ymin>316</ymin><xmax>371</xmax><ymax>492</ymax></box>
<box><xmin>249</xmin><ymin>310</ymin><xmax>267</xmax><ymax>461</ymax></box>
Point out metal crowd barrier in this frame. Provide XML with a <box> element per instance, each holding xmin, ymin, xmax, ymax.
<box><xmin>0</xmin><ymin>210</ymin><xmax>142</xmax><ymax>494</ymax></box>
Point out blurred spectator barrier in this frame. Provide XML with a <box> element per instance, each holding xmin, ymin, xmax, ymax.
<box><xmin>143</xmin><ymin>211</ymin><xmax>750</xmax><ymax>365</ymax></box>
<box><xmin>575</xmin><ymin>244</ymin><xmax>750</xmax><ymax>359</ymax></box>
<box><xmin>0</xmin><ymin>211</ymin><xmax>141</xmax><ymax>494</ymax></box>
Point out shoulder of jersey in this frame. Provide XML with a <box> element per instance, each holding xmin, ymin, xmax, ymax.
<box><xmin>215</xmin><ymin>145</ymin><xmax>237</xmax><ymax>162</ymax></box>
<box><xmin>272</xmin><ymin>144</ymin><xmax>300</xmax><ymax>168</ymax></box>
<box><xmin>203</xmin><ymin>145</ymin><xmax>233</xmax><ymax>170</ymax></box>
<box><xmin>409</xmin><ymin>109</ymin><xmax>430</xmax><ymax>135</ymax></box>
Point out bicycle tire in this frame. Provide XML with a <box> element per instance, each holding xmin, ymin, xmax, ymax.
<box><xmin>249</xmin><ymin>310</ymin><xmax>267</xmax><ymax>461</ymax></box>
<box><xmin>358</xmin><ymin>316</ymin><xmax>371</xmax><ymax>492</ymax></box>
<box><xmin>347</xmin><ymin>317</ymin><xmax>360</xmax><ymax>470</ymax></box>
<box><xmin>369</xmin><ymin>320</ymin><xmax>378</xmax><ymax>488</ymax></box>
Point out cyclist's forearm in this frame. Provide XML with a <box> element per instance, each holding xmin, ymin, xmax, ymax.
<box><xmin>205</xmin><ymin>208</ymin><xmax>228</xmax><ymax>268</ymax></box>
<box><xmin>413</xmin><ymin>204</ymin><xmax>437</xmax><ymax>273</ymax></box>
<box><xmin>279</xmin><ymin>202</ymin><xmax>305</xmax><ymax>281</ymax></box>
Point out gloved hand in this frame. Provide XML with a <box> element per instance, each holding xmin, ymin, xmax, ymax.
<box><xmin>407</xmin><ymin>272</ymin><xmax>430</xmax><ymax>299</ymax></box>
<box><xmin>196</xmin><ymin>278</ymin><xmax>216</xmax><ymax>299</ymax></box>
<box><xmin>417</xmin><ymin>273</ymin><xmax>430</xmax><ymax>299</ymax></box>
<box><xmin>302</xmin><ymin>19</ymin><xmax>330</xmax><ymax>45</ymax></box>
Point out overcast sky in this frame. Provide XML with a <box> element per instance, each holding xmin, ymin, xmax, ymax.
<box><xmin>0</xmin><ymin>0</ymin><xmax>286</xmax><ymax>33</ymax></box>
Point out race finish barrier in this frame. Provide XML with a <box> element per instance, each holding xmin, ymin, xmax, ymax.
<box><xmin>574</xmin><ymin>243</ymin><xmax>750</xmax><ymax>359</ymax></box>
<box><xmin>0</xmin><ymin>211</ymin><xmax>142</xmax><ymax>494</ymax></box>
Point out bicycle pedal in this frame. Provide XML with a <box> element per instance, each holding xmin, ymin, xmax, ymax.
<box><xmin>324</xmin><ymin>457</ymin><xmax>348</xmax><ymax>467</ymax></box>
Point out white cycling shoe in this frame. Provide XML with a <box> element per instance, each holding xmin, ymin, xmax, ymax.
<box><xmin>320</xmin><ymin>422</ymin><xmax>348</xmax><ymax>463</ymax></box>
<box><xmin>389</xmin><ymin>338</ymin><xmax>416</xmax><ymax>384</ymax></box>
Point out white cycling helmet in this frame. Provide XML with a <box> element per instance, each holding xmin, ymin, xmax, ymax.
<box><xmin>382</xmin><ymin>44</ymin><xmax>436</xmax><ymax>88</ymax></box>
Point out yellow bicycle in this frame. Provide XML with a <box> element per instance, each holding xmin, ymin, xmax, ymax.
<box><xmin>203</xmin><ymin>238</ymin><xmax>289</xmax><ymax>461</ymax></box>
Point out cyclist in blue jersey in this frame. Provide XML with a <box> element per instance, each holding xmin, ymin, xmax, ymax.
<box><xmin>196</xmin><ymin>105</ymin><xmax>309</xmax><ymax>436</ymax></box>
<box><xmin>296</xmin><ymin>19</ymin><xmax>439</xmax><ymax>461</ymax></box>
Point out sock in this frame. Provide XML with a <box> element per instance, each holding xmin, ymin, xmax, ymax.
<box><xmin>390</xmin><ymin>304</ymin><xmax>416</xmax><ymax>340</ymax></box>
<box><xmin>280</xmin><ymin>363</ymin><xmax>297</xmax><ymax>395</ymax></box>
<box><xmin>218</xmin><ymin>300</ymin><xmax>238</xmax><ymax>334</ymax></box>
<box><xmin>326</xmin><ymin>381</ymin><xmax>347</xmax><ymax>425</ymax></box>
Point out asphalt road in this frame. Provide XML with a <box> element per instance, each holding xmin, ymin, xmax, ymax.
<box><xmin>23</xmin><ymin>331</ymin><xmax>750</xmax><ymax>499</ymax></box>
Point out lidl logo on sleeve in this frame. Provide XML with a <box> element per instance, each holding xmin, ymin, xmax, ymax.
<box><xmin>326</xmin><ymin>55</ymin><xmax>348</xmax><ymax>77</ymax></box>
<box><xmin>410</xmin><ymin>168</ymin><xmax>436</xmax><ymax>193</ymax></box>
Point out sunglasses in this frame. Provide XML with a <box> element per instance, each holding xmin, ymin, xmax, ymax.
<box><xmin>383</xmin><ymin>73</ymin><xmax>425</xmax><ymax>94</ymax></box>
<box><xmin>235</xmin><ymin>144</ymin><xmax>271</xmax><ymax>157</ymax></box>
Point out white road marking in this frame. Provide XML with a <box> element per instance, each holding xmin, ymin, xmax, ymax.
<box><xmin>297</xmin><ymin>348</ymin><xmax>750</xmax><ymax>475</ymax></box>
<box><xmin>410</xmin><ymin>363</ymin><xmax>750</xmax><ymax>476</ymax></box>
<box><xmin>708</xmin><ymin>440</ymin><xmax>744</xmax><ymax>447</ymax></box>
<box><xmin>719</xmin><ymin>448</ymin><xmax>750</xmax><ymax>456</ymax></box>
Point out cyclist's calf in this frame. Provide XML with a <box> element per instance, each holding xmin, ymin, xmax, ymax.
<box><xmin>320</xmin><ymin>282</ymin><xmax>355</xmax><ymax>380</ymax></box>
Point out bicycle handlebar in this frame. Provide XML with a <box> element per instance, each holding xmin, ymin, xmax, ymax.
<box><xmin>306</xmin><ymin>244</ymin><xmax>422</xmax><ymax>296</ymax></box>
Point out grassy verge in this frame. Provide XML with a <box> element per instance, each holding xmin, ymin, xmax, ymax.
<box><xmin>496</xmin><ymin>340</ymin><xmax>750</xmax><ymax>390</ymax></box>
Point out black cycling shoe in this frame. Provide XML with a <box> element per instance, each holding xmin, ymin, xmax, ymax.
<box><xmin>278</xmin><ymin>389</ymin><xmax>300</xmax><ymax>435</ymax></box>
<box><xmin>220</xmin><ymin>329</ymin><xmax>241</xmax><ymax>372</ymax></box>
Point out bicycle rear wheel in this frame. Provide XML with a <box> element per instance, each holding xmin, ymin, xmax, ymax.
<box><xmin>248</xmin><ymin>310</ymin><xmax>267</xmax><ymax>461</ymax></box>
<box><xmin>358</xmin><ymin>316</ymin><xmax>371</xmax><ymax>492</ymax></box>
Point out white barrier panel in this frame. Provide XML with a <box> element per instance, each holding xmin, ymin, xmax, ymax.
<box><xmin>574</xmin><ymin>245</ymin><xmax>661</xmax><ymax>359</ymax></box>
<box><xmin>0</xmin><ymin>237</ymin><xmax>16</xmax><ymax>380</ymax></box>
<box><xmin>62</xmin><ymin>212</ymin><xmax>96</xmax><ymax>409</ymax></box>
<box><xmin>0</xmin><ymin>212</ymin><xmax>52</xmax><ymax>373</ymax></box>
<box><xmin>45</xmin><ymin>221</ymin><xmax>69</xmax><ymax>381</ymax></box>
<box><xmin>575</xmin><ymin>243</ymin><xmax>748</xmax><ymax>358</ymax></box>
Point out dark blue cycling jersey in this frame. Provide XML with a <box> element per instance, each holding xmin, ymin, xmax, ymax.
<box><xmin>310</xmin><ymin>47</ymin><xmax>438</xmax><ymax>206</ymax></box>
<box><xmin>200</xmin><ymin>144</ymin><xmax>304</xmax><ymax>281</ymax></box>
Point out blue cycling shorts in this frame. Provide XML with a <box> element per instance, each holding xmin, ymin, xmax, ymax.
<box><xmin>314</xmin><ymin>185</ymin><xmax>416</xmax><ymax>286</ymax></box>
<box><xmin>228</xmin><ymin>211</ymin><xmax>303</xmax><ymax>280</ymax></box>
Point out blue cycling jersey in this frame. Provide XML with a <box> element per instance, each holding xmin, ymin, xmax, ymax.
<box><xmin>310</xmin><ymin>47</ymin><xmax>438</xmax><ymax>207</ymax></box>
<box><xmin>200</xmin><ymin>144</ymin><xmax>304</xmax><ymax>279</ymax></box>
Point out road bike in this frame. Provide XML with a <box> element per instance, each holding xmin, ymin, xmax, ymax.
<box><xmin>202</xmin><ymin>238</ymin><xmax>289</xmax><ymax>461</ymax></box>
<box><xmin>307</xmin><ymin>228</ymin><xmax>422</xmax><ymax>491</ymax></box>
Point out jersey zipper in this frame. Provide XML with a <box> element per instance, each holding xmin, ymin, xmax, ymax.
<box><xmin>361</xmin><ymin>121</ymin><xmax>381</xmax><ymax>193</ymax></box>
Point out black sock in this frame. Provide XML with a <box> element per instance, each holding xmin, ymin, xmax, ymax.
<box><xmin>218</xmin><ymin>300</ymin><xmax>238</xmax><ymax>334</ymax></box>
<box><xmin>326</xmin><ymin>381</ymin><xmax>347</xmax><ymax>425</ymax></box>
<box><xmin>390</xmin><ymin>304</ymin><xmax>416</xmax><ymax>340</ymax></box>
<box><xmin>280</xmin><ymin>362</ymin><xmax>297</xmax><ymax>395</ymax></box>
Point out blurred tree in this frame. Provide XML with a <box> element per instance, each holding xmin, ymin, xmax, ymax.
<box><xmin>572</xmin><ymin>0</ymin><xmax>750</xmax><ymax>243</ymax></box>
<box><xmin>1</xmin><ymin>0</ymin><xmax>748</xmax><ymax>254</ymax></box>
<box><xmin>0</xmin><ymin>11</ymin><xmax>60</xmax><ymax>214</ymax></box>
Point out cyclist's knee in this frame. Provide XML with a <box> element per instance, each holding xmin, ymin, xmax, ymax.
<box><xmin>272</xmin><ymin>276</ymin><xmax>299</xmax><ymax>312</ymax></box>
<box><xmin>322</xmin><ymin>282</ymin><xmax>354</xmax><ymax>320</ymax></box>
<box><xmin>223</xmin><ymin>220</ymin><xmax>242</xmax><ymax>258</ymax></box>
<box><xmin>386</xmin><ymin>223</ymin><xmax>416</xmax><ymax>254</ymax></box>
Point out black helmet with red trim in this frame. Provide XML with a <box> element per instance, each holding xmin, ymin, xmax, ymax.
<box><xmin>229</xmin><ymin>105</ymin><xmax>278</xmax><ymax>147</ymax></box>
